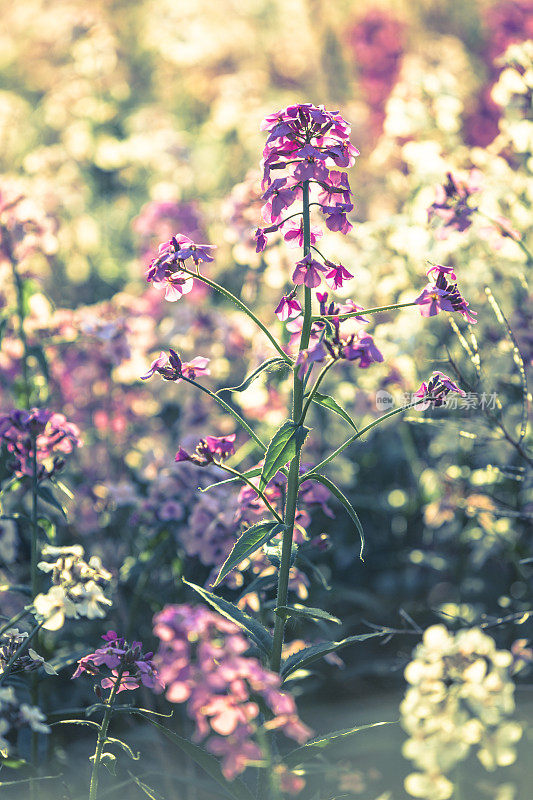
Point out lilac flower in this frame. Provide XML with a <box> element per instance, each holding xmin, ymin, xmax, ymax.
<box><xmin>342</xmin><ymin>332</ymin><xmax>384</xmax><ymax>368</ymax></box>
<box><xmin>73</xmin><ymin>631</ymin><xmax>159</xmax><ymax>693</ymax></box>
<box><xmin>261</xmin><ymin>178</ymin><xmax>299</xmax><ymax>224</ymax></box>
<box><xmin>295</xmin><ymin>341</ymin><xmax>328</xmax><ymax>380</ymax></box>
<box><xmin>413</xmin><ymin>372</ymin><xmax>465</xmax><ymax>410</ymax></box>
<box><xmin>324</xmin><ymin>261</ymin><xmax>354</xmax><ymax>290</ymax></box>
<box><xmin>275</xmin><ymin>293</ymin><xmax>302</xmax><ymax>321</ymax></box>
<box><xmin>318</xmin><ymin>171</ymin><xmax>352</xmax><ymax>206</ymax></box>
<box><xmin>415</xmin><ymin>266</ymin><xmax>477</xmax><ymax>324</ymax></box>
<box><xmin>322</xmin><ymin>203</ymin><xmax>354</xmax><ymax>234</ymax></box>
<box><xmin>283</xmin><ymin>220</ymin><xmax>323</xmax><ymax>249</ymax></box>
<box><xmin>292</xmin><ymin>254</ymin><xmax>327</xmax><ymax>288</ymax></box>
<box><xmin>175</xmin><ymin>434</ymin><xmax>236</xmax><ymax>466</ymax></box>
<box><xmin>141</xmin><ymin>350</ymin><xmax>210</xmax><ymax>381</ymax></box>
<box><xmin>146</xmin><ymin>235</ymin><xmax>216</xmax><ymax>300</ymax></box>
<box><xmin>428</xmin><ymin>171</ymin><xmax>482</xmax><ymax>237</ymax></box>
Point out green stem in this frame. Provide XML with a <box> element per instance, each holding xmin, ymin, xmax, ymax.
<box><xmin>179</xmin><ymin>267</ymin><xmax>292</xmax><ymax>365</ymax></box>
<box><xmin>7</xmin><ymin>238</ymin><xmax>31</xmax><ymax>408</ymax></box>
<box><xmin>300</xmin><ymin>399</ymin><xmax>431</xmax><ymax>478</ymax></box>
<box><xmin>299</xmin><ymin>359</ymin><xmax>335</xmax><ymax>423</ymax></box>
<box><xmin>89</xmin><ymin>667</ymin><xmax>124</xmax><ymax>800</ymax></box>
<box><xmin>30</xmin><ymin>435</ymin><xmax>39</xmax><ymax>793</ymax></box>
<box><xmin>180</xmin><ymin>375</ymin><xmax>266</xmax><ymax>452</ymax></box>
<box><xmin>0</xmin><ymin>607</ymin><xmax>31</xmax><ymax>638</ymax></box>
<box><xmin>215</xmin><ymin>463</ymin><xmax>283</xmax><ymax>523</ymax></box>
<box><xmin>312</xmin><ymin>301</ymin><xmax>417</xmax><ymax>322</ymax></box>
<box><xmin>270</xmin><ymin>180</ymin><xmax>312</xmax><ymax>673</ymax></box>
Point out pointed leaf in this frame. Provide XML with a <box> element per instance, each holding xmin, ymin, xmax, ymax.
<box><xmin>51</xmin><ymin>719</ymin><xmax>100</xmax><ymax>730</ymax></box>
<box><xmin>183</xmin><ymin>579</ymin><xmax>273</xmax><ymax>654</ymax></box>
<box><xmin>300</xmin><ymin>473</ymin><xmax>364</xmax><ymax>559</ymax></box>
<box><xmin>36</xmin><ymin>485</ymin><xmax>67</xmax><ymax>519</ymax></box>
<box><xmin>311</xmin><ymin>393</ymin><xmax>359</xmax><ymax>432</ymax></box>
<box><xmin>213</xmin><ymin>522</ymin><xmax>285</xmax><ymax>587</ymax></box>
<box><xmin>281</xmin><ymin>632</ymin><xmax>384</xmax><ymax>679</ymax></box>
<box><xmin>132</xmin><ymin>713</ymin><xmax>254</xmax><ymax>800</ymax></box>
<box><xmin>217</xmin><ymin>357</ymin><xmax>287</xmax><ymax>395</ymax></box>
<box><xmin>260</xmin><ymin>422</ymin><xmax>309</xmax><ymax>490</ymax></box>
<box><xmin>275</xmin><ymin>605</ymin><xmax>341</xmax><ymax>625</ymax></box>
<box><xmin>284</xmin><ymin>721</ymin><xmax>397</xmax><ymax>767</ymax></box>
<box><xmin>200</xmin><ymin>467</ymin><xmax>263</xmax><ymax>492</ymax></box>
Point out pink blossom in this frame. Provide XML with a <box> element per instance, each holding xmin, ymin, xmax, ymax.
<box><xmin>283</xmin><ymin>220</ymin><xmax>323</xmax><ymax>249</ymax></box>
<box><xmin>324</xmin><ymin>261</ymin><xmax>354</xmax><ymax>290</ymax></box>
<box><xmin>292</xmin><ymin>254</ymin><xmax>327</xmax><ymax>288</ymax></box>
<box><xmin>413</xmin><ymin>372</ymin><xmax>465</xmax><ymax>410</ymax></box>
<box><xmin>275</xmin><ymin>294</ymin><xmax>302</xmax><ymax>321</ymax></box>
<box><xmin>175</xmin><ymin>434</ymin><xmax>236</xmax><ymax>466</ymax></box>
<box><xmin>295</xmin><ymin>341</ymin><xmax>328</xmax><ymax>380</ymax></box>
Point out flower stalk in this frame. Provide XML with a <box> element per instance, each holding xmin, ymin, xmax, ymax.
<box><xmin>89</xmin><ymin>665</ymin><xmax>124</xmax><ymax>800</ymax></box>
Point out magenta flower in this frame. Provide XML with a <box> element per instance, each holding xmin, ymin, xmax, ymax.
<box><xmin>292</xmin><ymin>254</ymin><xmax>327</xmax><ymax>288</ymax></box>
<box><xmin>146</xmin><ymin>234</ymin><xmax>216</xmax><ymax>299</ymax></box>
<box><xmin>415</xmin><ymin>266</ymin><xmax>477</xmax><ymax>324</ymax></box>
<box><xmin>295</xmin><ymin>341</ymin><xmax>328</xmax><ymax>380</ymax></box>
<box><xmin>162</xmin><ymin>272</ymin><xmax>194</xmax><ymax>302</ymax></box>
<box><xmin>322</xmin><ymin>203</ymin><xmax>354</xmax><ymax>234</ymax></box>
<box><xmin>413</xmin><ymin>372</ymin><xmax>465</xmax><ymax>410</ymax></box>
<box><xmin>414</xmin><ymin>286</ymin><xmax>456</xmax><ymax>317</ymax></box>
<box><xmin>73</xmin><ymin>632</ymin><xmax>159</xmax><ymax>693</ymax></box>
<box><xmin>274</xmin><ymin>293</ymin><xmax>302</xmax><ymax>321</ymax></box>
<box><xmin>141</xmin><ymin>350</ymin><xmax>210</xmax><ymax>382</ymax></box>
<box><xmin>318</xmin><ymin>171</ymin><xmax>352</xmax><ymax>206</ymax></box>
<box><xmin>428</xmin><ymin>171</ymin><xmax>482</xmax><ymax>238</ymax></box>
<box><xmin>175</xmin><ymin>434</ymin><xmax>236</xmax><ymax>467</ymax></box>
<box><xmin>324</xmin><ymin>261</ymin><xmax>354</xmax><ymax>290</ymax></box>
<box><xmin>342</xmin><ymin>332</ymin><xmax>383</xmax><ymax>368</ymax></box>
<box><xmin>283</xmin><ymin>220</ymin><xmax>323</xmax><ymax>249</ymax></box>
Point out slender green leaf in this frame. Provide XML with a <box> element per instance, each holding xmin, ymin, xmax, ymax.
<box><xmin>284</xmin><ymin>721</ymin><xmax>397</xmax><ymax>767</ymax></box>
<box><xmin>301</xmin><ymin>473</ymin><xmax>364</xmax><ymax>559</ymax></box>
<box><xmin>275</xmin><ymin>605</ymin><xmax>341</xmax><ymax>625</ymax></box>
<box><xmin>260</xmin><ymin>422</ymin><xmax>309</xmax><ymax>490</ymax></box>
<box><xmin>311</xmin><ymin>393</ymin><xmax>359</xmax><ymax>432</ymax></box>
<box><xmin>200</xmin><ymin>467</ymin><xmax>262</xmax><ymax>492</ymax></box>
<box><xmin>212</xmin><ymin>522</ymin><xmax>285</xmax><ymax>587</ymax></box>
<box><xmin>217</xmin><ymin>357</ymin><xmax>287</xmax><ymax>395</ymax></box>
<box><xmin>129</xmin><ymin>774</ymin><xmax>167</xmax><ymax>800</ymax></box>
<box><xmin>51</xmin><ymin>719</ymin><xmax>100</xmax><ymax>730</ymax></box>
<box><xmin>105</xmin><ymin>736</ymin><xmax>140</xmax><ymax>760</ymax></box>
<box><xmin>37</xmin><ymin>485</ymin><xmax>67</xmax><ymax>519</ymax></box>
<box><xmin>183</xmin><ymin>579</ymin><xmax>273</xmax><ymax>654</ymax></box>
<box><xmin>281</xmin><ymin>632</ymin><xmax>384</xmax><ymax>679</ymax></box>
<box><xmin>133</xmin><ymin>713</ymin><xmax>254</xmax><ymax>800</ymax></box>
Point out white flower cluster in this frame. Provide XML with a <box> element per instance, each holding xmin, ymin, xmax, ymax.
<box><xmin>401</xmin><ymin>625</ymin><xmax>522</xmax><ymax>800</ymax></box>
<box><xmin>32</xmin><ymin>544</ymin><xmax>112</xmax><ymax>630</ymax></box>
<box><xmin>0</xmin><ymin>686</ymin><xmax>49</xmax><ymax>756</ymax></box>
<box><xmin>0</xmin><ymin>628</ymin><xmax>57</xmax><ymax>676</ymax></box>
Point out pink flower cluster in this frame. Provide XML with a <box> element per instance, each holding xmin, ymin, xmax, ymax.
<box><xmin>0</xmin><ymin>408</ymin><xmax>82</xmax><ymax>479</ymax></box>
<box><xmin>255</xmin><ymin>103</ymin><xmax>359</xmax><ymax>254</ymax></box>
<box><xmin>146</xmin><ymin>235</ymin><xmax>216</xmax><ymax>301</ymax></box>
<box><xmin>346</xmin><ymin>9</ymin><xmax>405</xmax><ymax>138</ymax></box>
<box><xmin>414</xmin><ymin>265</ymin><xmax>477</xmax><ymax>324</ymax></box>
<box><xmin>464</xmin><ymin>0</ymin><xmax>533</xmax><ymax>147</ymax></box>
<box><xmin>73</xmin><ymin>630</ymin><xmax>159</xmax><ymax>694</ymax></box>
<box><xmin>153</xmin><ymin>605</ymin><xmax>312</xmax><ymax>782</ymax></box>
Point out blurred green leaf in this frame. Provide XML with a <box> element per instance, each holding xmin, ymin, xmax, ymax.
<box><xmin>212</xmin><ymin>521</ymin><xmax>284</xmax><ymax>587</ymax></box>
<box><xmin>183</xmin><ymin>579</ymin><xmax>273</xmax><ymax>654</ymax></box>
<box><xmin>300</xmin><ymin>473</ymin><xmax>364</xmax><ymax>559</ymax></box>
